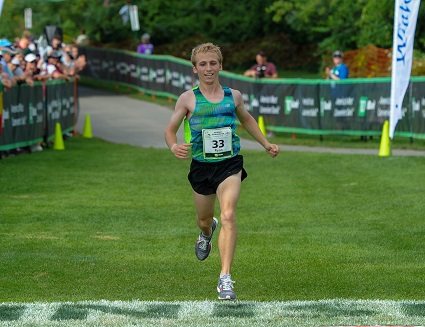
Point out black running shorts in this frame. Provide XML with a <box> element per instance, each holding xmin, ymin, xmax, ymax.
<box><xmin>188</xmin><ymin>155</ymin><xmax>248</xmax><ymax>195</ymax></box>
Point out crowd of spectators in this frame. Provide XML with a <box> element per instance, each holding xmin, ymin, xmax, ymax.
<box><xmin>0</xmin><ymin>29</ymin><xmax>87</xmax><ymax>92</ymax></box>
<box><xmin>1</xmin><ymin>29</ymin><xmax>88</xmax><ymax>158</ymax></box>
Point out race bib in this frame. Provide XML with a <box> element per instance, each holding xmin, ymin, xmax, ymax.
<box><xmin>202</xmin><ymin>127</ymin><xmax>233</xmax><ymax>159</ymax></box>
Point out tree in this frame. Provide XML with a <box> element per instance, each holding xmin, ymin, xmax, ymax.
<box><xmin>266</xmin><ymin>0</ymin><xmax>425</xmax><ymax>53</ymax></box>
<box><xmin>1</xmin><ymin>0</ymin><xmax>423</xmax><ymax>73</ymax></box>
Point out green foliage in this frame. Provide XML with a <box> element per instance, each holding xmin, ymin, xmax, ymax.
<box><xmin>265</xmin><ymin>0</ymin><xmax>293</xmax><ymax>23</ymax></box>
<box><xmin>1</xmin><ymin>0</ymin><xmax>425</xmax><ymax>74</ymax></box>
<box><xmin>266</xmin><ymin>0</ymin><xmax>360</xmax><ymax>52</ymax></box>
<box><xmin>416</xmin><ymin>3</ymin><xmax>425</xmax><ymax>50</ymax></box>
<box><xmin>357</xmin><ymin>0</ymin><xmax>394</xmax><ymax>48</ymax></box>
<box><xmin>266</xmin><ymin>0</ymin><xmax>425</xmax><ymax>53</ymax></box>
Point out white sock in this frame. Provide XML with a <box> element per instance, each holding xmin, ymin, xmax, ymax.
<box><xmin>201</xmin><ymin>231</ymin><xmax>211</xmax><ymax>238</ymax></box>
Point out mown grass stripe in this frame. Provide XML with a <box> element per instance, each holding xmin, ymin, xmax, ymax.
<box><xmin>0</xmin><ymin>300</ymin><xmax>424</xmax><ymax>327</ymax></box>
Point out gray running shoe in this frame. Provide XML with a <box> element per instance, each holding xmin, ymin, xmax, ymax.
<box><xmin>195</xmin><ymin>217</ymin><xmax>218</xmax><ymax>261</ymax></box>
<box><xmin>217</xmin><ymin>275</ymin><xmax>236</xmax><ymax>300</ymax></box>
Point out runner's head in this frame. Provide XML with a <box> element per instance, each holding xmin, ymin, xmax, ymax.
<box><xmin>191</xmin><ymin>43</ymin><xmax>223</xmax><ymax>67</ymax></box>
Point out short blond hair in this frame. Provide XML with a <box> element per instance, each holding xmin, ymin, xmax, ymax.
<box><xmin>191</xmin><ymin>42</ymin><xmax>223</xmax><ymax>66</ymax></box>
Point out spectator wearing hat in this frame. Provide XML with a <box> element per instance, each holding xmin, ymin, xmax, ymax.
<box><xmin>0</xmin><ymin>39</ymin><xmax>10</xmax><ymax>46</ymax></box>
<box><xmin>325</xmin><ymin>50</ymin><xmax>349</xmax><ymax>80</ymax></box>
<box><xmin>24</xmin><ymin>53</ymin><xmax>41</xmax><ymax>80</ymax></box>
<box><xmin>0</xmin><ymin>60</ymin><xmax>13</xmax><ymax>90</ymax></box>
<box><xmin>137</xmin><ymin>33</ymin><xmax>154</xmax><ymax>55</ymax></box>
<box><xmin>0</xmin><ymin>38</ymin><xmax>13</xmax><ymax>48</ymax></box>
<box><xmin>8</xmin><ymin>56</ymin><xmax>23</xmax><ymax>77</ymax></box>
<box><xmin>8</xmin><ymin>56</ymin><xmax>34</xmax><ymax>87</ymax></box>
<box><xmin>1</xmin><ymin>47</ymin><xmax>18</xmax><ymax>80</ymax></box>
<box><xmin>38</xmin><ymin>51</ymin><xmax>71</xmax><ymax>81</ymax></box>
<box><xmin>1</xmin><ymin>42</ymin><xmax>20</xmax><ymax>89</ymax></box>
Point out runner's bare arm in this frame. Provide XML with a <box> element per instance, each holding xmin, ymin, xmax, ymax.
<box><xmin>232</xmin><ymin>89</ymin><xmax>280</xmax><ymax>158</ymax></box>
<box><xmin>164</xmin><ymin>91</ymin><xmax>193</xmax><ymax>159</ymax></box>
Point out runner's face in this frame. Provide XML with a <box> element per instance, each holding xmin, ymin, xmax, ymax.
<box><xmin>193</xmin><ymin>52</ymin><xmax>222</xmax><ymax>83</ymax></box>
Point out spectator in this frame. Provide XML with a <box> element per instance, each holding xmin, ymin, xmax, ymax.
<box><xmin>137</xmin><ymin>33</ymin><xmax>154</xmax><ymax>55</ymax></box>
<box><xmin>0</xmin><ymin>38</ymin><xmax>13</xmax><ymax>48</ymax></box>
<box><xmin>27</xmin><ymin>43</ymin><xmax>37</xmax><ymax>54</ymax></box>
<box><xmin>34</xmin><ymin>33</ymin><xmax>49</xmax><ymax>60</ymax></box>
<box><xmin>0</xmin><ymin>50</ymin><xmax>8</xmax><ymax>75</ymax></box>
<box><xmin>1</xmin><ymin>47</ymin><xmax>18</xmax><ymax>87</ymax></box>
<box><xmin>38</xmin><ymin>51</ymin><xmax>71</xmax><ymax>81</ymax></box>
<box><xmin>0</xmin><ymin>59</ymin><xmax>13</xmax><ymax>90</ymax></box>
<box><xmin>68</xmin><ymin>45</ymin><xmax>87</xmax><ymax>75</ymax></box>
<box><xmin>18</xmin><ymin>29</ymin><xmax>32</xmax><ymax>50</ymax></box>
<box><xmin>325</xmin><ymin>50</ymin><xmax>349</xmax><ymax>80</ymax></box>
<box><xmin>24</xmin><ymin>53</ymin><xmax>41</xmax><ymax>79</ymax></box>
<box><xmin>45</xmin><ymin>34</ymin><xmax>72</xmax><ymax>67</ymax></box>
<box><xmin>8</xmin><ymin>56</ymin><xmax>34</xmax><ymax>87</ymax></box>
<box><xmin>19</xmin><ymin>55</ymin><xmax>26</xmax><ymax>71</ymax></box>
<box><xmin>244</xmin><ymin>50</ymin><xmax>279</xmax><ymax>136</ymax></box>
<box><xmin>46</xmin><ymin>34</ymin><xmax>64</xmax><ymax>55</ymax></box>
<box><xmin>244</xmin><ymin>50</ymin><xmax>278</xmax><ymax>78</ymax></box>
<box><xmin>75</xmin><ymin>29</ymin><xmax>89</xmax><ymax>46</ymax></box>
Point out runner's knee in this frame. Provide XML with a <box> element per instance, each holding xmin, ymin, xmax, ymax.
<box><xmin>220</xmin><ymin>209</ymin><xmax>236</xmax><ymax>226</ymax></box>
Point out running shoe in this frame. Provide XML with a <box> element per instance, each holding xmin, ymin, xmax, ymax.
<box><xmin>195</xmin><ymin>217</ymin><xmax>218</xmax><ymax>261</ymax></box>
<box><xmin>217</xmin><ymin>274</ymin><xmax>236</xmax><ymax>300</ymax></box>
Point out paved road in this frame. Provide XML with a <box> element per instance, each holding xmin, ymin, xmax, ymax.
<box><xmin>76</xmin><ymin>86</ymin><xmax>425</xmax><ymax>157</ymax></box>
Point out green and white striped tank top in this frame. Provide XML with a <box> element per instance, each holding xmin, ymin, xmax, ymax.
<box><xmin>186</xmin><ymin>86</ymin><xmax>240</xmax><ymax>162</ymax></box>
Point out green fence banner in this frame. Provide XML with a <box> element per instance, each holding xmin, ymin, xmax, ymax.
<box><xmin>79</xmin><ymin>47</ymin><xmax>425</xmax><ymax>139</ymax></box>
<box><xmin>0</xmin><ymin>79</ymin><xmax>77</xmax><ymax>151</ymax></box>
<box><xmin>45</xmin><ymin>80</ymin><xmax>76</xmax><ymax>142</ymax></box>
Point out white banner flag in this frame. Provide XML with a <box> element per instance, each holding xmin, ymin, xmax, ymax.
<box><xmin>389</xmin><ymin>0</ymin><xmax>421</xmax><ymax>139</ymax></box>
<box><xmin>129</xmin><ymin>5</ymin><xmax>140</xmax><ymax>32</ymax></box>
<box><xmin>0</xmin><ymin>0</ymin><xmax>5</xmax><ymax>18</ymax></box>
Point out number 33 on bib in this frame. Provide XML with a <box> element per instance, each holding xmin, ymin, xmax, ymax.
<box><xmin>202</xmin><ymin>127</ymin><xmax>233</xmax><ymax>159</ymax></box>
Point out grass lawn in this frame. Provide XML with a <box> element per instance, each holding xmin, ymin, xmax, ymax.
<box><xmin>1</xmin><ymin>136</ymin><xmax>424</xmax><ymax>304</ymax></box>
